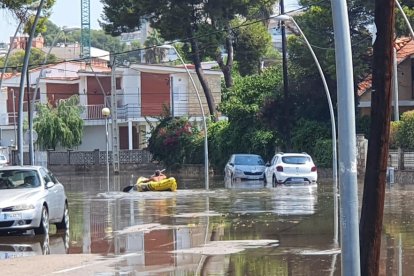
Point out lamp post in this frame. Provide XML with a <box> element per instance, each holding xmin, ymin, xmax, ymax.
<box><xmin>18</xmin><ymin>0</ymin><xmax>45</xmax><ymax>165</ymax></box>
<box><xmin>102</xmin><ymin>107</ymin><xmax>111</xmax><ymax>191</ymax></box>
<box><xmin>331</xmin><ymin>0</ymin><xmax>360</xmax><ymax>274</ymax></box>
<box><xmin>157</xmin><ymin>44</ymin><xmax>209</xmax><ymax>190</ymax></box>
<box><xmin>11</xmin><ymin>89</ymin><xmax>17</xmax><ymax>146</ymax></box>
<box><xmin>272</xmin><ymin>14</ymin><xmax>339</xmax><ymax>244</ymax></box>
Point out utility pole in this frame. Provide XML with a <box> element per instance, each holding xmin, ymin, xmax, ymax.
<box><xmin>359</xmin><ymin>0</ymin><xmax>395</xmax><ymax>274</ymax></box>
<box><xmin>110</xmin><ymin>54</ymin><xmax>120</xmax><ymax>174</ymax></box>
<box><xmin>280</xmin><ymin>0</ymin><xmax>290</xmax><ymax>151</ymax></box>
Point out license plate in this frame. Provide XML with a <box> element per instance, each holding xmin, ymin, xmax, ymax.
<box><xmin>3</xmin><ymin>213</ymin><xmax>22</xmax><ymax>220</ymax></box>
<box><xmin>291</xmin><ymin>178</ymin><xmax>304</xmax><ymax>182</ymax></box>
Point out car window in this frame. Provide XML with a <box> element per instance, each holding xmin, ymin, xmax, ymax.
<box><xmin>0</xmin><ymin>155</ymin><xmax>6</xmax><ymax>161</ymax></box>
<box><xmin>0</xmin><ymin>169</ymin><xmax>40</xmax><ymax>189</ymax></box>
<box><xmin>234</xmin><ymin>155</ymin><xmax>265</xmax><ymax>166</ymax></box>
<box><xmin>282</xmin><ymin>156</ymin><xmax>310</xmax><ymax>164</ymax></box>
<box><xmin>271</xmin><ymin>156</ymin><xmax>278</xmax><ymax>165</ymax></box>
<box><xmin>40</xmin><ymin>168</ymin><xmax>55</xmax><ymax>184</ymax></box>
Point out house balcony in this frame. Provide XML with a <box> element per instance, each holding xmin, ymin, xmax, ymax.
<box><xmin>0</xmin><ymin>103</ymin><xmax>208</xmax><ymax>127</ymax></box>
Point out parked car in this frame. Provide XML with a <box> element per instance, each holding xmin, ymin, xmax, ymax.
<box><xmin>0</xmin><ymin>166</ymin><xmax>69</xmax><ymax>235</ymax></box>
<box><xmin>0</xmin><ymin>154</ymin><xmax>8</xmax><ymax>167</ymax></box>
<box><xmin>264</xmin><ymin>152</ymin><xmax>317</xmax><ymax>186</ymax></box>
<box><xmin>224</xmin><ymin>154</ymin><xmax>266</xmax><ymax>181</ymax></box>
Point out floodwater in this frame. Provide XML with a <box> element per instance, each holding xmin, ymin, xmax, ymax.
<box><xmin>1</xmin><ymin>171</ymin><xmax>414</xmax><ymax>276</ymax></box>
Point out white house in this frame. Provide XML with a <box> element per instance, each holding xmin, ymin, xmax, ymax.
<box><xmin>0</xmin><ymin>61</ymin><xmax>223</xmax><ymax>153</ymax></box>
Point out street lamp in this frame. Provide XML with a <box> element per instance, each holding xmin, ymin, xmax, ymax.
<box><xmin>157</xmin><ymin>44</ymin><xmax>209</xmax><ymax>190</ymax></box>
<box><xmin>102</xmin><ymin>107</ymin><xmax>111</xmax><ymax>191</ymax></box>
<box><xmin>18</xmin><ymin>0</ymin><xmax>46</xmax><ymax>165</ymax></box>
<box><xmin>272</xmin><ymin>14</ymin><xmax>339</xmax><ymax>244</ymax></box>
<box><xmin>11</xmin><ymin>89</ymin><xmax>17</xmax><ymax>145</ymax></box>
<box><xmin>29</xmin><ymin>26</ymin><xmax>80</xmax><ymax>165</ymax></box>
<box><xmin>331</xmin><ymin>1</ymin><xmax>360</xmax><ymax>274</ymax></box>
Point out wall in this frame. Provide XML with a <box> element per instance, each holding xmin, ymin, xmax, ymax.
<box><xmin>46</xmin><ymin>83</ymin><xmax>79</xmax><ymax>106</ymax></box>
<box><xmin>356</xmin><ymin>134</ymin><xmax>368</xmax><ymax>175</ymax></box>
<box><xmin>188</xmin><ymin>73</ymin><xmax>221</xmax><ymax>116</ymax></box>
<box><xmin>397</xmin><ymin>58</ymin><xmax>412</xmax><ymax>101</ymax></box>
<box><xmin>75</xmin><ymin>125</ymin><xmax>108</xmax><ymax>151</ymax></box>
<box><xmin>141</xmin><ymin>72</ymin><xmax>170</xmax><ymax>116</ymax></box>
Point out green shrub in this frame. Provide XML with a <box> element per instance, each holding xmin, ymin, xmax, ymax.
<box><xmin>396</xmin><ymin>111</ymin><xmax>414</xmax><ymax>149</ymax></box>
<box><xmin>291</xmin><ymin>118</ymin><xmax>330</xmax><ymax>156</ymax></box>
<box><xmin>312</xmin><ymin>139</ymin><xmax>333</xmax><ymax>168</ymax></box>
<box><xmin>147</xmin><ymin>117</ymin><xmax>203</xmax><ymax>166</ymax></box>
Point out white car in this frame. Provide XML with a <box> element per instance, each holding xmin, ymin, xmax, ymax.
<box><xmin>0</xmin><ymin>166</ymin><xmax>69</xmax><ymax>235</ymax></box>
<box><xmin>0</xmin><ymin>154</ymin><xmax>8</xmax><ymax>167</ymax></box>
<box><xmin>264</xmin><ymin>152</ymin><xmax>317</xmax><ymax>186</ymax></box>
<box><xmin>224</xmin><ymin>154</ymin><xmax>266</xmax><ymax>181</ymax></box>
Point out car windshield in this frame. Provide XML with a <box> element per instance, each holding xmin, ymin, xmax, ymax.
<box><xmin>282</xmin><ymin>156</ymin><xmax>310</xmax><ymax>164</ymax></box>
<box><xmin>234</xmin><ymin>155</ymin><xmax>265</xmax><ymax>166</ymax></box>
<box><xmin>0</xmin><ymin>170</ymin><xmax>41</xmax><ymax>189</ymax></box>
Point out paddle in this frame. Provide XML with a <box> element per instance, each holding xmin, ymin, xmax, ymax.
<box><xmin>122</xmin><ymin>169</ymin><xmax>166</xmax><ymax>193</ymax></box>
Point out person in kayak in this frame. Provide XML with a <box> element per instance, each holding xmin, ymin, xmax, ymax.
<box><xmin>144</xmin><ymin>170</ymin><xmax>167</xmax><ymax>182</ymax></box>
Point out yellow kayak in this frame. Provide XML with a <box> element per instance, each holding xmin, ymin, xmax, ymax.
<box><xmin>135</xmin><ymin>176</ymin><xmax>177</xmax><ymax>192</ymax></box>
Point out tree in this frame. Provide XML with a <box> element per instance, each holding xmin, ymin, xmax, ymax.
<box><xmin>100</xmin><ymin>0</ymin><xmax>278</xmax><ymax>120</ymax></box>
<box><xmin>359</xmin><ymin>0</ymin><xmax>395</xmax><ymax>274</ymax></box>
<box><xmin>41</xmin><ymin>20</ymin><xmax>127</xmax><ymax>54</ymax></box>
<box><xmin>143</xmin><ymin>30</ymin><xmax>165</xmax><ymax>64</ymax></box>
<box><xmin>34</xmin><ymin>95</ymin><xmax>84</xmax><ymax>150</ymax></box>
<box><xmin>215</xmin><ymin>66</ymin><xmax>283</xmax><ymax>166</ymax></box>
<box><xmin>395</xmin><ymin>1</ymin><xmax>414</xmax><ymax>37</ymax></box>
<box><xmin>232</xmin><ymin>19</ymin><xmax>272</xmax><ymax>76</ymax></box>
<box><xmin>0</xmin><ymin>48</ymin><xmax>58</xmax><ymax>72</ymax></box>
<box><xmin>287</xmin><ymin>1</ymin><xmax>373</xmax><ymax>122</ymax></box>
<box><xmin>0</xmin><ymin>0</ymin><xmax>56</xmax><ymax>35</ymax></box>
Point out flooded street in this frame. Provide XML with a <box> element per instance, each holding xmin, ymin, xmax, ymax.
<box><xmin>1</xmin><ymin>171</ymin><xmax>414</xmax><ymax>275</ymax></box>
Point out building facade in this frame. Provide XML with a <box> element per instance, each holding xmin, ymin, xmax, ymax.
<box><xmin>0</xmin><ymin>61</ymin><xmax>223</xmax><ymax>153</ymax></box>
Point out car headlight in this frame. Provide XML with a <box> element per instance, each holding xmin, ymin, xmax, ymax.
<box><xmin>234</xmin><ymin>168</ymin><xmax>244</xmax><ymax>175</ymax></box>
<box><xmin>2</xmin><ymin>204</ymin><xmax>36</xmax><ymax>212</ymax></box>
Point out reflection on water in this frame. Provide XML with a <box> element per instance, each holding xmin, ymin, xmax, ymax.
<box><xmin>3</xmin><ymin>171</ymin><xmax>414</xmax><ymax>275</ymax></box>
<box><xmin>0</xmin><ymin>230</ymin><xmax>69</xmax><ymax>259</ymax></box>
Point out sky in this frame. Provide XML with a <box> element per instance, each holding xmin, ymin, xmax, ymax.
<box><xmin>0</xmin><ymin>0</ymin><xmax>104</xmax><ymax>43</ymax></box>
<box><xmin>0</xmin><ymin>0</ymin><xmax>300</xmax><ymax>44</ymax></box>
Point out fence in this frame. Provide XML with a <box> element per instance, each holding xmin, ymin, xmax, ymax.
<box><xmin>10</xmin><ymin>149</ymin><xmax>152</xmax><ymax>166</ymax></box>
<box><xmin>388</xmin><ymin>149</ymin><xmax>414</xmax><ymax>170</ymax></box>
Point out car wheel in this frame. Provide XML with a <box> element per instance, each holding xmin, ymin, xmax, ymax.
<box><xmin>41</xmin><ymin>235</ymin><xmax>51</xmax><ymax>255</ymax></box>
<box><xmin>34</xmin><ymin>206</ymin><xmax>49</xmax><ymax>235</ymax></box>
<box><xmin>56</xmin><ymin>203</ymin><xmax>69</xmax><ymax>230</ymax></box>
<box><xmin>272</xmin><ymin>175</ymin><xmax>277</xmax><ymax>187</ymax></box>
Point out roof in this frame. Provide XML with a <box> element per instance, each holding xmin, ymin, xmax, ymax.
<box><xmin>1</xmin><ymin>61</ymin><xmax>110</xmax><ymax>81</ymax></box>
<box><xmin>358</xmin><ymin>37</ymin><xmax>414</xmax><ymax>97</ymax></box>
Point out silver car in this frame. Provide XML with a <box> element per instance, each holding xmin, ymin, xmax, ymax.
<box><xmin>0</xmin><ymin>166</ymin><xmax>69</xmax><ymax>235</ymax></box>
<box><xmin>224</xmin><ymin>154</ymin><xmax>266</xmax><ymax>181</ymax></box>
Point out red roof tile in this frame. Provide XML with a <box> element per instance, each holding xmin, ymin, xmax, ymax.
<box><xmin>358</xmin><ymin>37</ymin><xmax>414</xmax><ymax>96</ymax></box>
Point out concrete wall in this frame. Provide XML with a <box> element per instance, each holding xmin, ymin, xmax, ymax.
<box><xmin>77</xmin><ymin>125</ymin><xmax>109</xmax><ymax>151</ymax></box>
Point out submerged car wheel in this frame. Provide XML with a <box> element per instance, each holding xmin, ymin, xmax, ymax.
<box><xmin>56</xmin><ymin>203</ymin><xmax>69</xmax><ymax>230</ymax></box>
<box><xmin>34</xmin><ymin>206</ymin><xmax>49</xmax><ymax>235</ymax></box>
<box><xmin>272</xmin><ymin>175</ymin><xmax>278</xmax><ymax>187</ymax></box>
